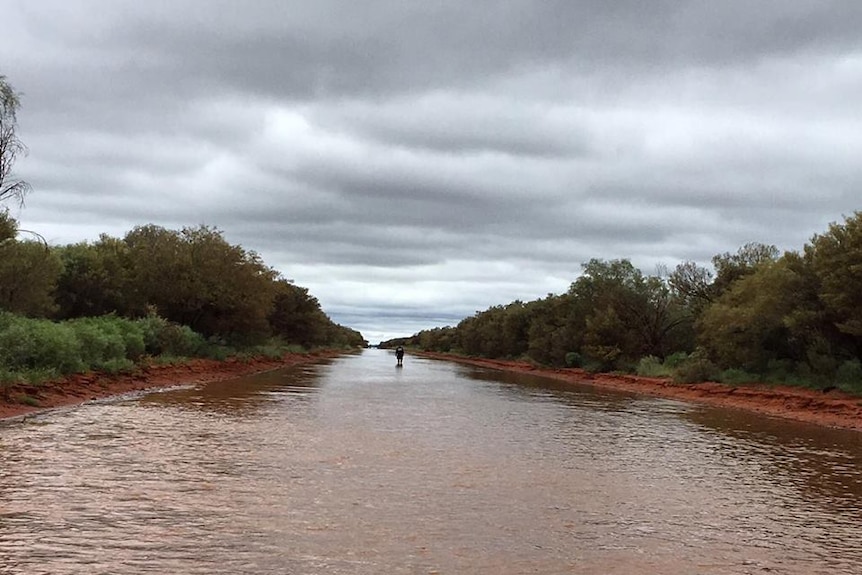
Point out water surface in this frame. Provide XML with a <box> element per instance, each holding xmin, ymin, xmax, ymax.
<box><xmin>1</xmin><ymin>349</ymin><xmax>861</xmax><ymax>574</ymax></box>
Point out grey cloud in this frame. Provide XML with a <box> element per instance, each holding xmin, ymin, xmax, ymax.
<box><xmin>312</xmin><ymin>99</ymin><xmax>594</xmax><ymax>158</ymax></box>
<box><xmin>6</xmin><ymin>0</ymin><xmax>862</xmax><ymax>341</ymax></box>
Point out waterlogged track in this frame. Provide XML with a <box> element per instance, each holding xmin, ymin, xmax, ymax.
<box><xmin>1</xmin><ymin>350</ymin><xmax>861</xmax><ymax>574</ymax></box>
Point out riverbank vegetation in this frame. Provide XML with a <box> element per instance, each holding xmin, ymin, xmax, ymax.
<box><xmin>0</xmin><ymin>217</ymin><xmax>366</xmax><ymax>386</ymax></box>
<box><xmin>385</xmin><ymin>212</ymin><xmax>862</xmax><ymax>394</ymax></box>
<box><xmin>1</xmin><ymin>74</ymin><xmax>364</xmax><ymax>391</ymax></box>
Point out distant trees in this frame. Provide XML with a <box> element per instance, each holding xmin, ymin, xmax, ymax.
<box><xmin>398</xmin><ymin>214</ymin><xmax>862</xmax><ymax>392</ymax></box>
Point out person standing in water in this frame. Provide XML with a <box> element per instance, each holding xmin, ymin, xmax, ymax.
<box><xmin>395</xmin><ymin>345</ymin><xmax>405</xmax><ymax>366</ymax></box>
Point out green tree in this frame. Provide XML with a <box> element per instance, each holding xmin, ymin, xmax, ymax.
<box><xmin>54</xmin><ymin>236</ymin><xmax>132</xmax><ymax>318</ymax></box>
<box><xmin>568</xmin><ymin>259</ymin><xmax>687</xmax><ymax>368</ymax></box>
<box><xmin>525</xmin><ymin>294</ymin><xmax>575</xmax><ymax>365</ymax></box>
<box><xmin>697</xmin><ymin>257</ymin><xmax>820</xmax><ymax>374</ymax></box>
<box><xmin>454</xmin><ymin>302</ymin><xmax>530</xmax><ymax>359</ymax></box>
<box><xmin>1</xmin><ymin>75</ymin><xmax>30</xmax><ymax>205</ymax></box>
<box><xmin>417</xmin><ymin>326</ymin><xmax>456</xmax><ymax>351</ymax></box>
<box><xmin>806</xmin><ymin>212</ymin><xmax>862</xmax><ymax>344</ymax></box>
<box><xmin>668</xmin><ymin>260</ymin><xmax>715</xmax><ymax>314</ymax></box>
<box><xmin>268</xmin><ymin>279</ymin><xmax>329</xmax><ymax>347</ymax></box>
<box><xmin>0</xmin><ymin>239</ymin><xmax>62</xmax><ymax>316</ymax></box>
<box><xmin>711</xmin><ymin>242</ymin><xmax>779</xmax><ymax>296</ymax></box>
<box><xmin>123</xmin><ymin>224</ymin><xmax>278</xmax><ymax>343</ymax></box>
<box><xmin>0</xmin><ymin>208</ymin><xmax>18</xmax><ymax>243</ymax></box>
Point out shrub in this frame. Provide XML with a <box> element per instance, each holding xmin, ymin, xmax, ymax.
<box><xmin>582</xmin><ymin>345</ymin><xmax>621</xmax><ymax>372</ymax></box>
<box><xmin>717</xmin><ymin>368</ymin><xmax>760</xmax><ymax>386</ymax></box>
<box><xmin>9</xmin><ymin>319</ymin><xmax>83</xmax><ymax>374</ymax></box>
<box><xmin>564</xmin><ymin>352</ymin><xmax>583</xmax><ymax>368</ymax></box>
<box><xmin>673</xmin><ymin>349</ymin><xmax>719</xmax><ymax>384</ymax></box>
<box><xmin>114</xmin><ymin>320</ymin><xmax>146</xmax><ymax>360</ymax></box>
<box><xmin>662</xmin><ymin>352</ymin><xmax>689</xmax><ymax>369</ymax></box>
<box><xmin>69</xmin><ymin>319</ymin><xmax>126</xmax><ymax>368</ymax></box>
<box><xmin>97</xmin><ymin>357</ymin><xmax>136</xmax><ymax>375</ymax></box>
<box><xmin>835</xmin><ymin>359</ymin><xmax>862</xmax><ymax>394</ymax></box>
<box><xmin>636</xmin><ymin>355</ymin><xmax>672</xmax><ymax>377</ymax></box>
<box><xmin>136</xmin><ymin>314</ymin><xmax>205</xmax><ymax>356</ymax></box>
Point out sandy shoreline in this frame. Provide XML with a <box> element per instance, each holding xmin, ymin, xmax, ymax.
<box><xmin>418</xmin><ymin>351</ymin><xmax>862</xmax><ymax>432</ymax></box>
<box><xmin>0</xmin><ymin>350</ymin><xmax>345</xmax><ymax>422</ymax></box>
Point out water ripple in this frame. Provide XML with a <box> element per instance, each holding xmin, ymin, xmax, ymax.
<box><xmin>1</xmin><ymin>350</ymin><xmax>861</xmax><ymax>574</ymax></box>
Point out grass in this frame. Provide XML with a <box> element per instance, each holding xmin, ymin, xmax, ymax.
<box><xmin>16</xmin><ymin>394</ymin><xmax>40</xmax><ymax>407</ymax></box>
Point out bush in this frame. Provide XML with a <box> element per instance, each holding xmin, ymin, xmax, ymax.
<box><xmin>0</xmin><ymin>318</ymin><xmax>84</xmax><ymax>374</ymax></box>
<box><xmin>835</xmin><ymin>359</ymin><xmax>862</xmax><ymax>394</ymax></box>
<box><xmin>564</xmin><ymin>352</ymin><xmax>583</xmax><ymax>368</ymax></box>
<box><xmin>97</xmin><ymin>357</ymin><xmax>136</xmax><ymax>375</ymax></box>
<box><xmin>717</xmin><ymin>368</ymin><xmax>760</xmax><ymax>386</ymax></box>
<box><xmin>69</xmin><ymin>318</ymin><xmax>127</xmax><ymax>369</ymax></box>
<box><xmin>636</xmin><ymin>355</ymin><xmax>672</xmax><ymax>378</ymax></box>
<box><xmin>673</xmin><ymin>349</ymin><xmax>719</xmax><ymax>384</ymax></box>
<box><xmin>136</xmin><ymin>314</ymin><xmax>205</xmax><ymax>357</ymax></box>
<box><xmin>662</xmin><ymin>352</ymin><xmax>689</xmax><ymax>369</ymax></box>
<box><xmin>0</xmin><ymin>312</ymin><xmax>215</xmax><ymax>383</ymax></box>
<box><xmin>582</xmin><ymin>345</ymin><xmax>621</xmax><ymax>372</ymax></box>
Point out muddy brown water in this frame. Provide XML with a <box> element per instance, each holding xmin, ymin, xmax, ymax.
<box><xmin>1</xmin><ymin>349</ymin><xmax>861</xmax><ymax>574</ymax></box>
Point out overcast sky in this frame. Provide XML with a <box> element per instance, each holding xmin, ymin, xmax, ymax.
<box><xmin>3</xmin><ymin>1</ymin><xmax>861</xmax><ymax>343</ymax></box>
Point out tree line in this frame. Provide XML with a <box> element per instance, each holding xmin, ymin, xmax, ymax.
<box><xmin>1</xmin><ymin>75</ymin><xmax>364</xmax><ymax>386</ymax></box>
<box><xmin>0</xmin><ymin>216</ymin><xmax>366</xmax><ymax>349</ymax></box>
<box><xmin>386</xmin><ymin>213</ymin><xmax>862</xmax><ymax>393</ymax></box>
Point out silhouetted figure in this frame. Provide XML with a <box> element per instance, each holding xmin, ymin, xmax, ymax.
<box><xmin>395</xmin><ymin>345</ymin><xmax>404</xmax><ymax>366</ymax></box>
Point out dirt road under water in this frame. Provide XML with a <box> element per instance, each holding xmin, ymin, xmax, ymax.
<box><xmin>0</xmin><ymin>350</ymin><xmax>345</xmax><ymax>421</ymax></box>
<box><xmin>2</xmin><ymin>349</ymin><xmax>861</xmax><ymax>574</ymax></box>
<box><xmin>3</xmin><ymin>349</ymin><xmax>861</xmax><ymax>431</ymax></box>
<box><xmin>417</xmin><ymin>352</ymin><xmax>862</xmax><ymax>431</ymax></box>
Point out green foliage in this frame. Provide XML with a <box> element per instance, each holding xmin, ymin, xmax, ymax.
<box><xmin>711</xmin><ymin>242</ymin><xmax>779</xmax><ymax>297</ymax></box>
<box><xmin>668</xmin><ymin>260</ymin><xmax>714</xmax><ymax>315</ymax></box>
<box><xmin>697</xmin><ymin>258</ymin><xmax>818</xmax><ymax>373</ymax></box>
<box><xmin>0</xmin><ymin>238</ymin><xmax>62</xmax><ymax>317</ymax></box>
<box><xmin>53</xmin><ymin>237</ymin><xmax>131</xmax><ymax>318</ymax></box>
<box><xmin>123</xmin><ymin>224</ymin><xmax>278</xmax><ymax>343</ymax></box>
<box><xmin>663</xmin><ymin>352</ymin><xmax>689</xmax><ymax>369</ymax></box>
<box><xmin>0</xmin><ymin>314</ymin><xmax>84</xmax><ymax>374</ymax></box>
<box><xmin>564</xmin><ymin>352</ymin><xmax>582</xmax><ymax>368</ymax></box>
<box><xmin>17</xmin><ymin>394</ymin><xmax>40</xmax><ymax>407</ymax></box>
<box><xmin>835</xmin><ymin>360</ymin><xmax>862</xmax><ymax>394</ymax></box>
<box><xmin>457</xmin><ymin>302</ymin><xmax>531</xmax><ymax>359</ymax></box>
<box><xmin>94</xmin><ymin>358</ymin><xmax>136</xmax><ymax>375</ymax></box>
<box><xmin>135</xmin><ymin>313</ymin><xmax>206</xmax><ymax>357</ymax></box>
<box><xmin>0</xmin><ymin>208</ymin><xmax>18</xmax><ymax>242</ymax></box>
<box><xmin>807</xmin><ymin>211</ymin><xmax>862</xmax><ymax>341</ymax></box>
<box><xmin>636</xmin><ymin>356</ymin><xmax>672</xmax><ymax>378</ymax></box>
<box><xmin>269</xmin><ymin>280</ymin><xmax>327</xmax><ymax>347</ymax></box>
<box><xmin>717</xmin><ymin>369</ymin><xmax>760</xmax><ymax>386</ymax></box>
<box><xmin>672</xmin><ymin>349</ymin><xmax>719</xmax><ymax>384</ymax></box>
<box><xmin>0</xmin><ymin>312</ymin><xmax>218</xmax><ymax>383</ymax></box>
<box><xmin>417</xmin><ymin>326</ymin><xmax>456</xmax><ymax>352</ymax></box>
<box><xmin>402</xmin><ymin>220</ymin><xmax>862</xmax><ymax>396</ymax></box>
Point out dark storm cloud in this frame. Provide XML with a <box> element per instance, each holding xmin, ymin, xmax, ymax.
<box><xmin>4</xmin><ymin>0</ymin><xmax>862</xmax><ymax>341</ymax></box>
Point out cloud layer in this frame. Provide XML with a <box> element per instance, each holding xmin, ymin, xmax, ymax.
<box><xmin>4</xmin><ymin>1</ymin><xmax>861</xmax><ymax>342</ymax></box>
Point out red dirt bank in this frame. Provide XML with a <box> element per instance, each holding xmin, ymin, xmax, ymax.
<box><xmin>419</xmin><ymin>352</ymin><xmax>862</xmax><ymax>432</ymax></box>
<box><xmin>0</xmin><ymin>351</ymin><xmax>343</xmax><ymax>421</ymax></box>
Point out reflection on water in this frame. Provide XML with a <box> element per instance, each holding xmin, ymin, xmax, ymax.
<box><xmin>1</xmin><ymin>349</ymin><xmax>861</xmax><ymax>574</ymax></box>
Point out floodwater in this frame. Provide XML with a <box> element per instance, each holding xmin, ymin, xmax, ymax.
<box><xmin>1</xmin><ymin>350</ymin><xmax>861</xmax><ymax>574</ymax></box>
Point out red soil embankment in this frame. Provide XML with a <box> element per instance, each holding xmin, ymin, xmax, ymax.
<box><xmin>418</xmin><ymin>351</ymin><xmax>862</xmax><ymax>432</ymax></box>
<box><xmin>0</xmin><ymin>350</ymin><xmax>343</xmax><ymax>421</ymax></box>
